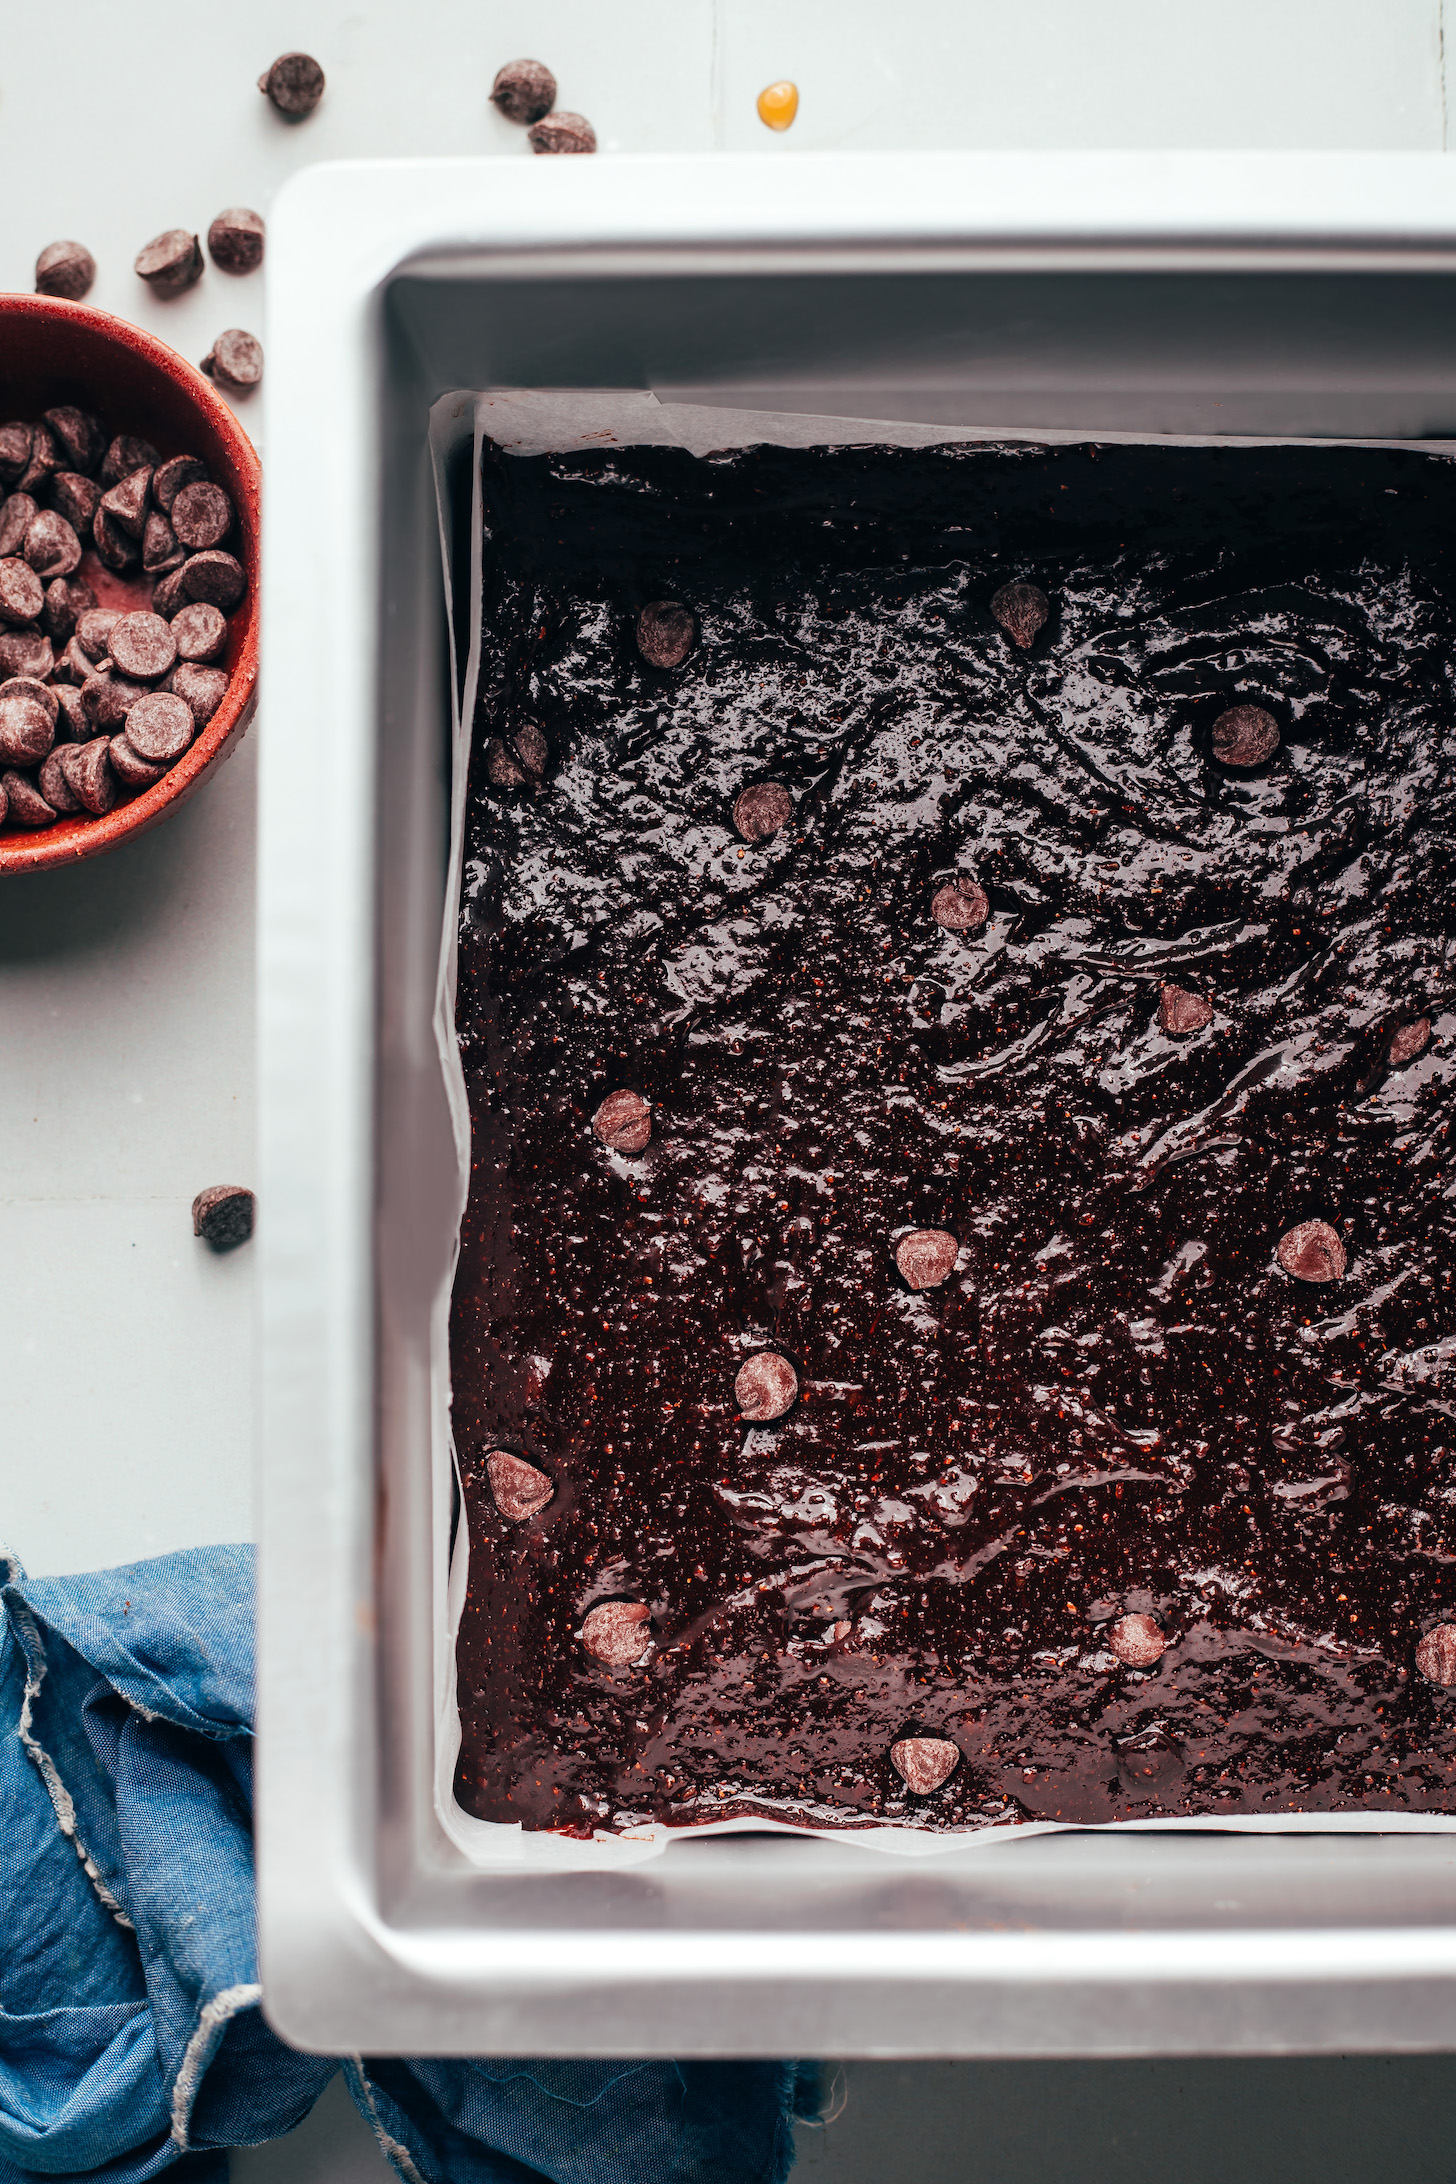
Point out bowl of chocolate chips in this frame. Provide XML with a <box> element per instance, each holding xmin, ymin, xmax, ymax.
<box><xmin>0</xmin><ymin>293</ymin><xmax>259</xmax><ymax>873</ymax></box>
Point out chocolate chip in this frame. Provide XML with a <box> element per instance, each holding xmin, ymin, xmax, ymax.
<box><xmin>485</xmin><ymin>1450</ymin><xmax>554</xmax><ymax>1520</ymax></box>
<box><xmin>1212</xmin><ymin>704</ymin><xmax>1279</xmax><ymax>768</ymax></box>
<box><xmin>58</xmin><ymin>736</ymin><xmax>116</xmax><ymax>815</ymax></box>
<box><xmin>107</xmin><ymin>611</ymin><xmax>175</xmax><ymax>684</ymax></box>
<box><xmin>0</xmin><ymin>630</ymin><xmax>53</xmax><ymax>681</ymax></box>
<box><xmin>0</xmin><ymin>560</ymin><xmax>44</xmax><ymax>624</ymax></box>
<box><xmin>43</xmin><ymin>408</ymin><xmax>105</xmax><ymax>475</ymax></box>
<box><xmin>931</xmin><ymin>877</ymin><xmax>988</xmax><ymax>933</ymax></box>
<box><xmin>19</xmin><ymin>423</ymin><xmax>62</xmax><ymax>495</ymax></box>
<box><xmin>101</xmin><ymin>467</ymin><xmax>152</xmax><ymax>540</ymax></box>
<box><xmin>1159</xmin><ymin>984</ymin><xmax>1213</xmax><ymax>1034</ymax></box>
<box><xmin>2</xmin><ymin>770</ymin><xmax>56</xmax><ymax>827</ymax></box>
<box><xmin>0</xmin><ymin>427</ymin><xmax>32</xmax><ymax>486</ymax></box>
<box><xmin>99</xmin><ymin>435</ymin><xmax>160</xmax><ymax>490</ymax></box>
<box><xmin>1107</xmin><ymin>1613</ymin><xmax>1166</xmax><ymax>1668</ymax></box>
<box><xmin>894</xmin><ymin>1228</ymin><xmax>959</xmax><ymax>1291</ymax></box>
<box><xmin>528</xmin><ymin>111</ymin><xmax>597</xmax><ymax>154</ymax></box>
<box><xmin>890</xmin><ymin>1736</ymin><xmax>960</xmax><ymax>1794</ymax></box>
<box><xmin>259</xmin><ymin>52</ymin><xmax>325</xmax><ymax>115</ymax></box>
<box><xmin>168</xmin><ymin>664</ymin><xmax>228</xmax><ymax>728</ymax></box>
<box><xmin>1389</xmin><ymin>1017</ymin><xmax>1431</xmax><ymax>1067</ymax></box>
<box><xmin>485</xmin><ymin>736</ymin><xmax>526</xmax><ymax>790</ymax></box>
<box><xmin>181</xmin><ymin>551</ymin><xmax>246</xmax><ymax>609</ymax></box>
<box><xmin>735</xmin><ymin>1351</ymin><xmax>798</xmax><ymax>1422</ymax></box>
<box><xmin>54</xmin><ymin>686</ymin><xmax>86</xmax><ymax>741</ymax></box>
<box><xmin>580</xmin><ymin>1599</ymin><xmax>652</xmax><ymax>1666</ymax></box>
<box><xmin>637</xmin><ymin>600</ymin><xmax>695</xmax><ymax>668</ymax></box>
<box><xmin>171</xmin><ymin>480</ymin><xmax>234</xmax><ymax>551</ymax></box>
<box><xmin>42</xmin><ymin>576</ymin><xmax>96</xmax><ymax>646</ymax></box>
<box><xmin>135</xmin><ymin>229</ymin><xmax>203</xmax><ymax>296</ymax></box>
<box><xmin>75</xmin><ymin>607</ymin><xmax>120</xmax><ymax>661</ymax></box>
<box><xmin>152</xmin><ymin>456</ymin><xmax>207</xmax><ymax>514</ymax></box>
<box><xmin>92</xmin><ymin>506</ymin><xmax>139</xmax><ymax>572</ymax></box>
<box><xmin>140</xmin><ymin>511</ymin><xmax>184</xmax><ymax>576</ymax></box>
<box><xmin>1416</xmin><ymin>1623</ymin><xmax>1456</xmax><ymax>1686</ymax></box>
<box><xmin>990</xmin><ymin>580</ymin><xmax>1050</xmax><ymax>649</ymax></box>
<box><xmin>171</xmin><ymin>602</ymin><xmax>228</xmax><ymax>663</ymax></box>
<box><xmin>491</xmin><ymin>58</ymin><xmax>557</xmax><ymax>123</ymax></box>
<box><xmin>24</xmin><ymin>510</ymin><xmax>81</xmax><ymax>582</ymax></box>
<box><xmin>592</xmin><ymin>1088</ymin><xmax>652</xmax><ymax>1154</ymax></box>
<box><xmin>0</xmin><ymin>497</ymin><xmax>35</xmax><ymax>559</ymax></box>
<box><xmin>192</xmin><ymin>1184</ymin><xmax>256</xmax><ymax>1249</ymax></box>
<box><xmin>733</xmin><ymin>781</ymin><xmax>793</xmax><ymax>843</ymax></box>
<box><xmin>38</xmin><ymin>745</ymin><xmax>83</xmax><ymax>813</ymax></box>
<box><xmin>34</xmin><ymin>241</ymin><xmax>96</xmax><ymax>302</ymax></box>
<box><xmin>200</xmin><ymin>330</ymin><xmax>264</xmax><ymax>394</ymax></box>
<box><xmin>83</xmin><ymin>671</ymin><xmax>146</xmax><ymax>732</ymax></box>
<box><xmin>109</xmin><ymin>733</ymin><xmax>166</xmax><ymax>789</ymax></box>
<box><xmin>0</xmin><ymin>679</ymin><xmax>57</xmax><ymax>765</ymax></box>
<box><xmin>125</xmin><ymin>690</ymin><xmax>195</xmax><ymax>763</ymax></box>
<box><xmin>1276</xmin><ymin>1219</ymin><xmax>1346</xmax><ymax>1283</ymax></box>
<box><xmin>207</xmin><ymin>207</ymin><xmax>265</xmax><ymax>274</ymax></box>
<box><xmin>51</xmin><ymin>471</ymin><xmax>101</xmax><ymax>538</ymax></box>
<box><xmin>150</xmin><ymin>565</ymin><xmax>191</xmax><ymax>619</ymax></box>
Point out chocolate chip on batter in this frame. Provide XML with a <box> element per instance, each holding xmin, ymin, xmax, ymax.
<box><xmin>125</xmin><ymin>691</ymin><xmax>195</xmax><ymax>764</ymax></box>
<box><xmin>180</xmin><ymin>552</ymin><xmax>246</xmax><ymax>610</ymax></box>
<box><xmin>2</xmin><ymin>769</ymin><xmax>57</xmax><ymax>827</ymax></box>
<box><xmin>895</xmin><ymin>1228</ymin><xmax>959</xmax><ymax>1291</ymax></box>
<box><xmin>580</xmin><ymin>1599</ymin><xmax>652</xmax><ymax>1666</ymax></box>
<box><xmin>135</xmin><ymin>229</ymin><xmax>203</xmax><ymax>297</ymax></box>
<box><xmin>490</xmin><ymin>58</ymin><xmax>557</xmax><ymax>124</ymax></box>
<box><xmin>735</xmin><ymin>1350</ymin><xmax>798</xmax><ymax>1422</ymax></box>
<box><xmin>1389</xmin><ymin>1017</ymin><xmax>1431</xmax><ymax>1067</ymax></box>
<box><xmin>1107</xmin><ymin>1613</ymin><xmax>1166</xmax><ymax>1668</ymax></box>
<box><xmin>1211</xmin><ymin>704</ymin><xmax>1280</xmax><ymax>768</ymax></box>
<box><xmin>990</xmin><ymin>580</ymin><xmax>1049</xmax><ymax>649</ymax></box>
<box><xmin>0</xmin><ymin>679</ymin><xmax>57</xmax><ymax>766</ymax></box>
<box><xmin>931</xmin><ymin>877</ymin><xmax>989</xmax><ymax>933</ymax></box>
<box><xmin>109</xmin><ymin>734</ymin><xmax>166</xmax><ymax>789</ymax></box>
<box><xmin>1416</xmin><ymin>1623</ymin><xmax>1456</xmax><ymax>1686</ymax></box>
<box><xmin>24</xmin><ymin>510</ymin><xmax>82</xmax><ymax>582</ymax></box>
<box><xmin>1276</xmin><ymin>1219</ymin><xmax>1346</xmax><ymax>1283</ymax></box>
<box><xmin>171</xmin><ymin>602</ymin><xmax>228</xmax><ymax>663</ymax></box>
<box><xmin>92</xmin><ymin>506</ymin><xmax>139</xmax><ymax>572</ymax></box>
<box><xmin>51</xmin><ymin>471</ymin><xmax>101</xmax><ymax>538</ymax></box>
<box><xmin>0</xmin><ymin>631</ymin><xmax>52</xmax><ymax>682</ymax></box>
<box><xmin>733</xmin><ymin>781</ymin><xmax>793</xmax><ymax>843</ymax></box>
<box><xmin>592</xmin><ymin>1088</ymin><xmax>652</xmax><ymax>1154</ymax></box>
<box><xmin>108</xmin><ymin>612</ymin><xmax>176</xmax><ymax>683</ymax></box>
<box><xmin>152</xmin><ymin>455</ymin><xmax>206</xmax><ymax>513</ymax></box>
<box><xmin>528</xmin><ymin>111</ymin><xmax>597</xmax><ymax>154</ymax></box>
<box><xmin>38</xmin><ymin>745</ymin><xmax>83</xmax><ymax>813</ymax></box>
<box><xmin>34</xmin><ymin>241</ymin><xmax>96</xmax><ymax>302</ymax></box>
<box><xmin>485</xmin><ymin>1450</ymin><xmax>555</xmax><ymax>1520</ymax></box>
<box><xmin>0</xmin><ymin>428</ymin><xmax>31</xmax><ymax>486</ymax></box>
<box><xmin>59</xmin><ymin>737</ymin><xmax>117</xmax><ymax>815</ymax></box>
<box><xmin>0</xmin><ymin>559</ymin><xmax>44</xmax><ymax>624</ymax></box>
<box><xmin>1159</xmin><ymin>984</ymin><xmax>1213</xmax><ymax>1035</ymax></box>
<box><xmin>75</xmin><ymin>607</ymin><xmax>120</xmax><ymax>662</ymax></box>
<box><xmin>201</xmin><ymin>330</ymin><xmax>264</xmax><ymax>394</ymax></box>
<box><xmin>192</xmin><ymin>1184</ymin><xmax>256</xmax><ymax>1250</ymax></box>
<box><xmin>259</xmin><ymin>52</ymin><xmax>325</xmax><ymax>116</ymax></box>
<box><xmin>207</xmin><ymin>208</ymin><xmax>266</xmax><ymax>275</ymax></box>
<box><xmin>636</xmin><ymin>600</ymin><xmax>696</xmax><ymax>669</ymax></box>
<box><xmin>168</xmin><ymin>664</ymin><xmax>228</xmax><ymax>728</ymax></box>
<box><xmin>0</xmin><ymin>497</ymin><xmax>35</xmax><ymax>559</ymax></box>
<box><xmin>43</xmin><ymin>576</ymin><xmax>96</xmax><ymax>647</ymax></box>
<box><xmin>99</xmin><ymin>436</ymin><xmax>160</xmax><ymax>490</ymax></box>
<box><xmin>43</xmin><ymin>408</ymin><xmax>105</xmax><ymax>475</ymax></box>
<box><xmin>890</xmin><ymin>1736</ymin><xmax>961</xmax><ymax>1794</ymax></box>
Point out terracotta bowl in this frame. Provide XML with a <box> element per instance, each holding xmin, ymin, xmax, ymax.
<box><xmin>0</xmin><ymin>293</ymin><xmax>260</xmax><ymax>875</ymax></box>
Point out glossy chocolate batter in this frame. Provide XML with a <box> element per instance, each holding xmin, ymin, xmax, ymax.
<box><xmin>451</xmin><ymin>435</ymin><xmax>1456</xmax><ymax>1835</ymax></box>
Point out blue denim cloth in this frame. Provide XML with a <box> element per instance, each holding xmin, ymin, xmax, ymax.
<box><xmin>0</xmin><ymin>1548</ymin><xmax>812</xmax><ymax>2184</ymax></box>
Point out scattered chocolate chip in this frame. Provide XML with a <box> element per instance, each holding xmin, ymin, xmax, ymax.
<box><xmin>141</xmin><ymin>511</ymin><xmax>184</xmax><ymax>576</ymax></box>
<box><xmin>19</xmin><ymin>424</ymin><xmax>62</xmax><ymax>495</ymax></box>
<box><xmin>890</xmin><ymin>1736</ymin><xmax>960</xmax><ymax>1794</ymax></box>
<box><xmin>171</xmin><ymin>480</ymin><xmax>234</xmax><ymax>551</ymax></box>
<box><xmin>1276</xmin><ymin>1219</ymin><xmax>1346</xmax><ymax>1283</ymax></box>
<box><xmin>990</xmin><ymin>580</ymin><xmax>1050</xmax><ymax>649</ymax></box>
<box><xmin>636</xmin><ymin>600</ymin><xmax>695</xmax><ymax>668</ymax></box>
<box><xmin>135</xmin><ymin>229</ymin><xmax>203</xmax><ymax>296</ymax></box>
<box><xmin>192</xmin><ymin>1183</ymin><xmax>256</xmax><ymax>1249</ymax></box>
<box><xmin>733</xmin><ymin>781</ymin><xmax>793</xmax><ymax>843</ymax></box>
<box><xmin>83</xmin><ymin>671</ymin><xmax>146</xmax><ymax>732</ymax></box>
<box><xmin>592</xmin><ymin>1088</ymin><xmax>652</xmax><ymax>1154</ymax></box>
<box><xmin>0</xmin><ymin>559</ymin><xmax>44</xmax><ymax>624</ymax></box>
<box><xmin>2</xmin><ymin>769</ymin><xmax>56</xmax><ymax>827</ymax></box>
<box><xmin>109</xmin><ymin>611</ymin><xmax>177</xmax><ymax>683</ymax></box>
<box><xmin>99</xmin><ymin>435</ymin><xmax>160</xmax><ymax>490</ymax></box>
<box><xmin>24</xmin><ymin>510</ymin><xmax>81</xmax><ymax>582</ymax></box>
<box><xmin>1211</xmin><ymin>704</ymin><xmax>1279</xmax><ymax>768</ymax></box>
<box><xmin>894</xmin><ymin>1228</ymin><xmax>959</xmax><ymax>1291</ymax></box>
<box><xmin>1416</xmin><ymin>1623</ymin><xmax>1456</xmax><ymax>1686</ymax></box>
<box><xmin>54</xmin><ymin>636</ymin><xmax>92</xmax><ymax>685</ymax></box>
<box><xmin>43</xmin><ymin>408</ymin><xmax>105</xmax><ymax>475</ymax></box>
<box><xmin>109</xmin><ymin>733</ymin><xmax>166</xmax><ymax>789</ymax></box>
<box><xmin>580</xmin><ymin>1599</ymin><xmax>652</xmax><ymax>1666</ymax></box>
<box><xmin>0</xmin><ymin>497</ymin><xmax>35</xmax><ymax>559</ymax></box>
<box><xmin>51</xmin><ymin>471</ymin><xmax>101</xmax><ymax>538</ymax></box>
<box><xmin>200</xmin><ymin>330</ymin><xmax>264</xmax><ymax>394</ymax></box>
<box><xmin>0</xmin><ymin>427</ymin><xmax>32</xmax><ymax>485</ymax></box>
<box><xmin>528</xmin><ymin>112</ymin><xmax>597</xmax><ymax>154</ymax></box>
<box><xmin>181</xmin><ymin>551</ymin><xmax>246</xmax><ymax>609</ymax></box>
<box><xmin>92</xmin><ymin>506</ymin><xmax>139</xmax><ymax>572</ymax></box>
<box><xmin>125</xmin><ymin>690</ymin><xmax>195</xmax><ymax>764</ymax></box>
<box><xmin>101</xmin><ymin>467</ymin><xmax>152</xmax><ymax>539</ymax></box>
<box><xmin>485</xmin><ymin>1450</ymin><xmax>555</xmax><ymax>1520</ymax></box>
<box><xmin>58</xmin><ymin>736</ymin><xmax>116</xmax><ymax>815</ymax></box>
<box><xmin>0</xmin><ymin>630</ymin><xmax>53</xmax><ymax>681</ymax></box>
<box><xmin>151</xmin><ymin>455</ymin><xmax>206</xmax><ymax>513</ymax></box>
<box><xmin>54</xmin><ymin>686</ymin><xmax>86</xmax><ymax>741</ymax></box>
<box><xmin>1389</xmin><ymin>1017</ymin><xmax>1430</xmax><ymax>1067</ymax></box>
<box><xmin>39</xmin><ymin>745</ymin><xmax>83</xmax><ymax>813</ymax></box>
<box><xmin>735</xmin><ymin>1350</ymin><xmax>798</xmax><ymax>1422</ymax></box>
<box><xmin>168</xmin><ymin>663</ymin><xmax>228</xmax><ymax>728</ymax></box>
<box><xmin>207</xmin><ymin>208</ymin><xmax>266</xmax><ymax>275</ymax></box>
<box><xmin>75</xmin><ymin>607</ymin><xmax>120</xmax><ymax>662</ymax></box>
<box><xmin>43</xmin><ymin>576</ymin><xmax>96</xmax><ymax>646</ymax></box>
<box><xmin>1159</xmin><ymin>985</ymin><xmax>1213</xmax><ymax>1035</ymax></box>
<box><xmin>931</xmin><ymin>877</ymin><xmax>989</xmax><ymax>933</ymax></box>
<box><xmin>170</xmin><ymin>602</ymin><xmax>228</xmax><ymax>663</ymax></box>
<box><xmin>0</xmin><ymin>679</ymin><xmax>57</xmax><ymax>765</ymax></box>
<box><xmin>34</xmin><ymin>241</ymin><xmax>96</xmax><ymax>302</ymax></box>
<box><xmin>485</xmin><ymin>736</ymin><xmax>526</xmax><ymax>790</ymax></box>
<box><xmin>259</xmin><ymin>51</ymin><xmax>325</xmax><ymax>115</ymax></box>
<box><xmin>150</xmin><ymin>565</ymin><xmax>191</xmax><ymax>619</ymax></box>
<box><xmin>1107</xmin><ymin>1613</ymin><xmax>1167</xmax><ymax>1668</ymax></box>
<box><xmin>491</xmin><ymin>58</ymin><xmax>557</xmax><ymax>124</ymax></box>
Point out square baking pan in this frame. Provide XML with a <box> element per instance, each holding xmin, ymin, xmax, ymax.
<box><xmin>260</xmin><ymin>150</ymin><xmax>1456</xmax><ymax>2056</ymax></box>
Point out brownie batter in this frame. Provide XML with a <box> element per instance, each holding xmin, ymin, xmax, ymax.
<box><xmin>450</xmin><ymin>435</ymin><xmax>1456</xmax><ymax>1835</ymax></box>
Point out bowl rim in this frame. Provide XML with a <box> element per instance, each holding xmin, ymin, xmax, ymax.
<box><xmin>0</xmin><ymin>292</ymin><xmax>260</xmax><ymax>877</ymax></box>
